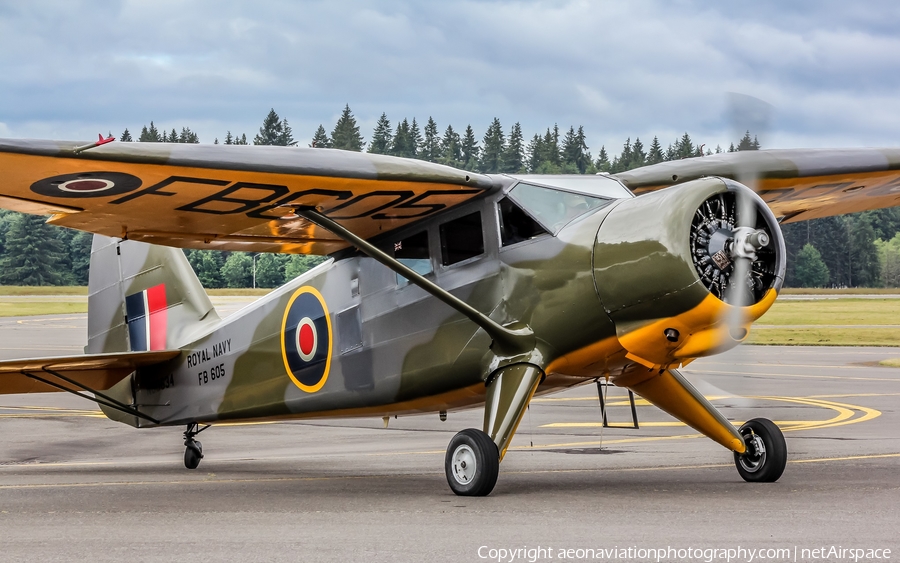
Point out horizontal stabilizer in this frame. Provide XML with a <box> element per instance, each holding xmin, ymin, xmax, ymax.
<box><xmin>0</xmin><ymin>350</ymin><xmax>179</xmax><ymax>395</ymax></box>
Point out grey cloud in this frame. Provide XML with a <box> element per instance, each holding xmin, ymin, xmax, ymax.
<box><xmin>1</xmin><ymin>0</ymin><xmax>898</xmax><ymax>151</ymax></box>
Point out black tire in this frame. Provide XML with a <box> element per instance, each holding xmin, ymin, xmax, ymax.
<box><xmin>184</xmin><ymin>441</ymin><xmax>203</xmax><ymax>470</ymax></box>
<box><xmin>445</xmin><ymin>429</ymin><xmax>500</xmax><ymax>496</ymax></box>
<box><xmin>734</xmin><ymin>418</ymin><xmax>786</xmax><ymax>482</ymax></box>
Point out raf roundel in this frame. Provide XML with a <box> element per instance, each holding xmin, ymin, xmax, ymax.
<box><xmin>31</xmin><ymin>172</ymin><xmax>142</xmax><ymax>199</ymax></box>
<box><xmin>281</xmin><ymin>286</ymin><xmax>332</xmax><ymax>393</ymax></box>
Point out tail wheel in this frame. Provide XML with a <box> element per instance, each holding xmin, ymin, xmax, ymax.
<box><xmin>734</xmin><ymin>418</ymin><xmax>787</xmax><ymax>482</ymax></box>
<box><xmin>445</xmin><ymin>429</ymin><xmax>499</xmax><ymax>497</ymax></box>
<box><xmin>184</xmin><ymin>441</ymin><xmax>203</xmax><ymax>470</ymax></box>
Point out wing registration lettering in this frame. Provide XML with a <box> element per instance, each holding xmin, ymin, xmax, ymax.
<box><xmin>0</xmin><ymin>141</ymin><xmax>493</xmax><ymax>255</ymax></box>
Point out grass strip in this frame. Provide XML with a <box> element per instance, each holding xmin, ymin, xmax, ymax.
<box><xmin>749</xmin><ymin>327</ymin><xmax>900</xmax><ymax>347</ymax></box>
<box><xmin>0</xmin><ymin>302</ymin><xmax>88</xmax><ymax>317</ymax></box>
<box><xmin>759</xmin><ymin>298</ymin><xmax>900</xmax><ymax>326</ymax></box>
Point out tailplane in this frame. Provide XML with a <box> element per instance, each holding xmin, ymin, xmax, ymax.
<box><xmin>86</xmin><ymin>236</ymin><xmax>220</xmax><ymax>354</ymax></box>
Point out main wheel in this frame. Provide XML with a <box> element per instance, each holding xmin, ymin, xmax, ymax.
<box><xmin>445</xmin><ymin>429</ymin><xmax>500</xmax><ymax>496</ymax></box>
<box><xmin>184</xmin><ymin>441</ymin><xmax>203</xmax><ymax>470</ymax></box>
<box><xmin>734</xmin><ymin>418</ymin><xmax>786</xmax><ymax>482</ymax></box>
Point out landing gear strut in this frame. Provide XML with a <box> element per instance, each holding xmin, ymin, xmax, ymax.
<box><xmin>183</xmin><ymin>422</ymin><xmax>209</xmax><ymax>470</ymax></box>
<box><xmin>734</xmin><ymin>418</ymin><xmax>787</xmax><ymax>482</ymax></box>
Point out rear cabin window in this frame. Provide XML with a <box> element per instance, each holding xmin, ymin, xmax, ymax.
<box><xmin>394</xmin><ymin>230</ymin><xmax>432</xmax><ymax>285</ymax></box>
<box><xmin>498</xmin><ymin>197</ymin><xmax>549</xmax><ymax>246</ymax></box>
<box><xmin>440</xmin><ymin>211</ymin><xmax>484</xmax><ymax>266</ymax></box>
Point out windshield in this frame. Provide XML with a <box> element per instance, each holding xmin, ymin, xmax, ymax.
<box><xmin>510</xmin><ymin>175</ymin><xmax>634</xmax><ymax>199</ymax></box>
<box><xmin>507</xmin><ymin>182</ymin><xmax>612</xmax><ymax>234</ymax></box>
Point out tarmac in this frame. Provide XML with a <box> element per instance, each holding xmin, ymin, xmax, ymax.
<box><xmin>0</xmin><ymin>304</ymin><xmax>898</xmax><ymax>562</ymax></box>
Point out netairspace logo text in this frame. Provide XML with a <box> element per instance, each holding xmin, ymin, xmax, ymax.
<box><xmin>477</xmin><ymin>545</ymin><xmax>892</xmax><ymax>563</ymax></box>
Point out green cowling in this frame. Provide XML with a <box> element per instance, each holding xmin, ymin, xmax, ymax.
<box><xmin>592</xmin><ymin>177</ymin><xmax>785</xmax><ymax>364</ymax></box>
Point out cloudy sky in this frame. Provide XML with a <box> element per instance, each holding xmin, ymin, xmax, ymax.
<box><xmin>2</xmin><ymin>0</ymin><xmax>899</xmax><ymax>155</ymax></box>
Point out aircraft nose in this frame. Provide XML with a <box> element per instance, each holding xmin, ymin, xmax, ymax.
<box><xmin>592</xmin><ymin>177</ymin><xmax>785</xmax><ymax>369</ymax></box>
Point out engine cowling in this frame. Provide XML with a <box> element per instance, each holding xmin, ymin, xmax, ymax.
<box><xmin>592</xmin><ymin>177</ymin><xmax>785</xmax><ymax>368</ymax></box>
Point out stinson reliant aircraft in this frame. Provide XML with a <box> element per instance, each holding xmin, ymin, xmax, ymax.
<box><xmin>1</xmin><ymin>136</ymin><xmax>898</xmax><ymax>495</ymax></box>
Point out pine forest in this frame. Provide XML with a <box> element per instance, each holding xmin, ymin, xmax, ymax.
<box><xmin>2</xmin><ymin>105</ymin><xmax>898</xmax><ymax>288</ymax></box>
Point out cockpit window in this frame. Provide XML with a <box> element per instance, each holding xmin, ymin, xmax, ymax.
<box><xmin>498</xmin><ymin>197</ymin><xmax>549</xmax><ymax>246</ymax></box>
<box><xmin>508</xmin><ymin>182</ymin><xmax>611</xmax><ymax>234</ymax></box>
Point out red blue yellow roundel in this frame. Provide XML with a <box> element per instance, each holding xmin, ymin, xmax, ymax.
<box><xmin>280</xmin><ymin>286</ymin><xmax>332</xmax><ymax>392</ymax></box>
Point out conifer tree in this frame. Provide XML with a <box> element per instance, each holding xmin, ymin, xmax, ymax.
<box><xmin>847</xmin><ymin>214</ymin><xmax>879</xmax><ymax>286</ymax></box>
<box><xmin>409</xmin><ymin>118</ymin><xmax>422</xmax><ymax>158</ymax></box>
<box><xmin>391</xmin><ymin>119</ymin><xmax>413</xmax><ymax>158</ymax></box>
<box><xmin>0</xmin><ymin>214</ymin><xmax>68</xmax><ymax>285</ymax></box>
<box><xmin>120</xmin><ymin>129</ymin><xmax>133</xmax><ymax>142</ymax></box>
<box><xmin>501</xmin><ymin>122</ymin><xmax>525</xmax><ymax>173</ymax></box>
<box><xmin>439</xmin><ymin>125</ymin><xmax>461</xmax><ymax>167</ymax></box>
<box><xmin>139</xmin><ymin>122</ymin><xmax>161</xmax><ymax>142</ymax></box>
<box><xmin>647</xmin><ymin>136</ymin><xmax>664</xmax><ymax>164</ymax></box>
<box><xmin>595</xmin><ymin>146</ymin><xmax>610</xmax><ymax>172</ymax></box>
<box><xmin>737</xmin><ymin>131</ymin><xmax>757</xmax><ymax>151</ymax></box>
<box><xmin>630</xmin><ymin>137</ymin><xmax>646</xmax><ymax>169</ymax></box>
<box><xmin>479</xmin><ymin>118</ymin><xmax>505</xmax><ymax>173</ymax></box>
<box><xmin>310</xmin><ymin>125</ymin><xmax>332</xmax><ymax>148</ymax></box>
<box><xmin>224</xmin><ymin>131</ymin><xmax>234</xmax><ymax>145</ymax></box>
<box><xmin>676</xmin><ymin>133</ymin><xmax>694</xmax><ymax>159</ymax></box>
<box><xmin>420</xmin><ymin>117</ymin><xmax>440</xmax><ymax>162</ymax></box>
<box><xmin>255</xmin><ymin>109</ymin><xmax>294</xmax><ymax>146</ymax></box>
<box><xmin>179</xmin><ymin>127</ymin><xmax>199</xmax><ymax>144</ymax></box>
<box><xmin>666</xmin><ymin>143</ymin><xmax>678</xmax><ymax>160</ymax></box>
<box><xmin>460</xmin><ymin>125</ymin><xmax>480</xmax><ymax>171</ymax></box>
<box><xmin>541</xmin><ymin>126</ymin><xmax>562</xmax><ymax>169</ymax></box>
<box><xmin>236</xmin><ymin>134</ymin><xmax>248</xmax><ymax>145</ymax></box>
<box><xmin>279</xmin><ymin>119</ymin><xmax>296</xmax><ymax>147</ymax></box>
<box><xmin>368</xmin><ymin>113</ymin><xmax>392</xmax><ymax>154</ymax></box>
<box><xmin>527</xmin><ymin>134</ymin><xmax>544</xmax><ymax>172</ymax></box>
<box><xmin>610</xmin><ymin>138</ymin><xmax>633</xmax><ymax>173</ymax></box>
<box><xmin>330</xmin><ymin>105</ymin><xmax>363</xmax><ymax>151</ymax></box>
<box><xmin>561</xmin><ymin>125</ymin><xmax>591</xmax><ymax>173</ymax></box>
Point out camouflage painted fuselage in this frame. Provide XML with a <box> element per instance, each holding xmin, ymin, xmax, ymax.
<box><xmin>97</xmin><ymin>174</ymin><xmax>781</xmax><ymax>429</ymax></box>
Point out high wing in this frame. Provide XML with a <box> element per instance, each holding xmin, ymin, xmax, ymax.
<box><xmin>0</xmin><ymin>139</ymin><xmax>494</xmax><ymax>254</ymax></box>
<box><xmin>615</xmin><ymin>148</ymin><xmax>900</xmax><ymax>223</ymax></box>
<box><xmin>0</xmin><ymin>350</ymin><xmax>179</xmax><ymax>395</ymax></box>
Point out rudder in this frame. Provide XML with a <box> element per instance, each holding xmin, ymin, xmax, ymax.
<box><xmin>86</xmin><ymin>236</ymin><xmax>220</xmax><ymax>353</ymax></box>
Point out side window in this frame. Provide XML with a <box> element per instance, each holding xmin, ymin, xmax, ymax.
<box><xmin>440</xmin><ymin>211</ymin><xmax>484</xmax><ymax>266</ymax></box>
<box><xmin>498</xmin><ymin>197</ymin><xmax>549</xmax><ymax>246</ymax></box>
<box><xmin>394</xmin><ymin>230</ymin><xmax>432</xmax><ymax>285</ymax></box>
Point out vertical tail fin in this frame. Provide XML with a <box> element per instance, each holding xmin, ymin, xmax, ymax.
<box><xmin>86</xmin><ymin>236</ymin><xmax>220</xmax><ymax>353</ymax></box>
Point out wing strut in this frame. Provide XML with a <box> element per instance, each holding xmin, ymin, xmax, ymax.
<box><xmin>20</xmin><ymin>368</ymin><xmax>159</xmax><ymax>424</ymax></box>
<box><xmin>297</xmin><ymin>208</ymin><xmax>534</xmax><ymax>355</ymax></box>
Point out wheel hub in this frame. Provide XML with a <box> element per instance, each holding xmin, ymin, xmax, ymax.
<box><xmin>738</xmin><ymin>432</ymin><xmax>767</xmax><ymax>473</ymax></box>
<box><xmin>450</xmin><ymin>444</ymin><xmax>477</xmax><ymax>485</ymax></box>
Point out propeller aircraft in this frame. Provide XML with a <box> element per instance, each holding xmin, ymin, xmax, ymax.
<box><xmin>1</xmin><ymin>137</ymin><xmax>899</xmax><ymax>495</ymax></box>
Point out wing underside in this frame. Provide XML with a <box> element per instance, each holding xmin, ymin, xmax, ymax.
<box><xmin>0</xmin><ymin>140</ymin><xmax>494</xmax><ymax>255</ymax></box>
